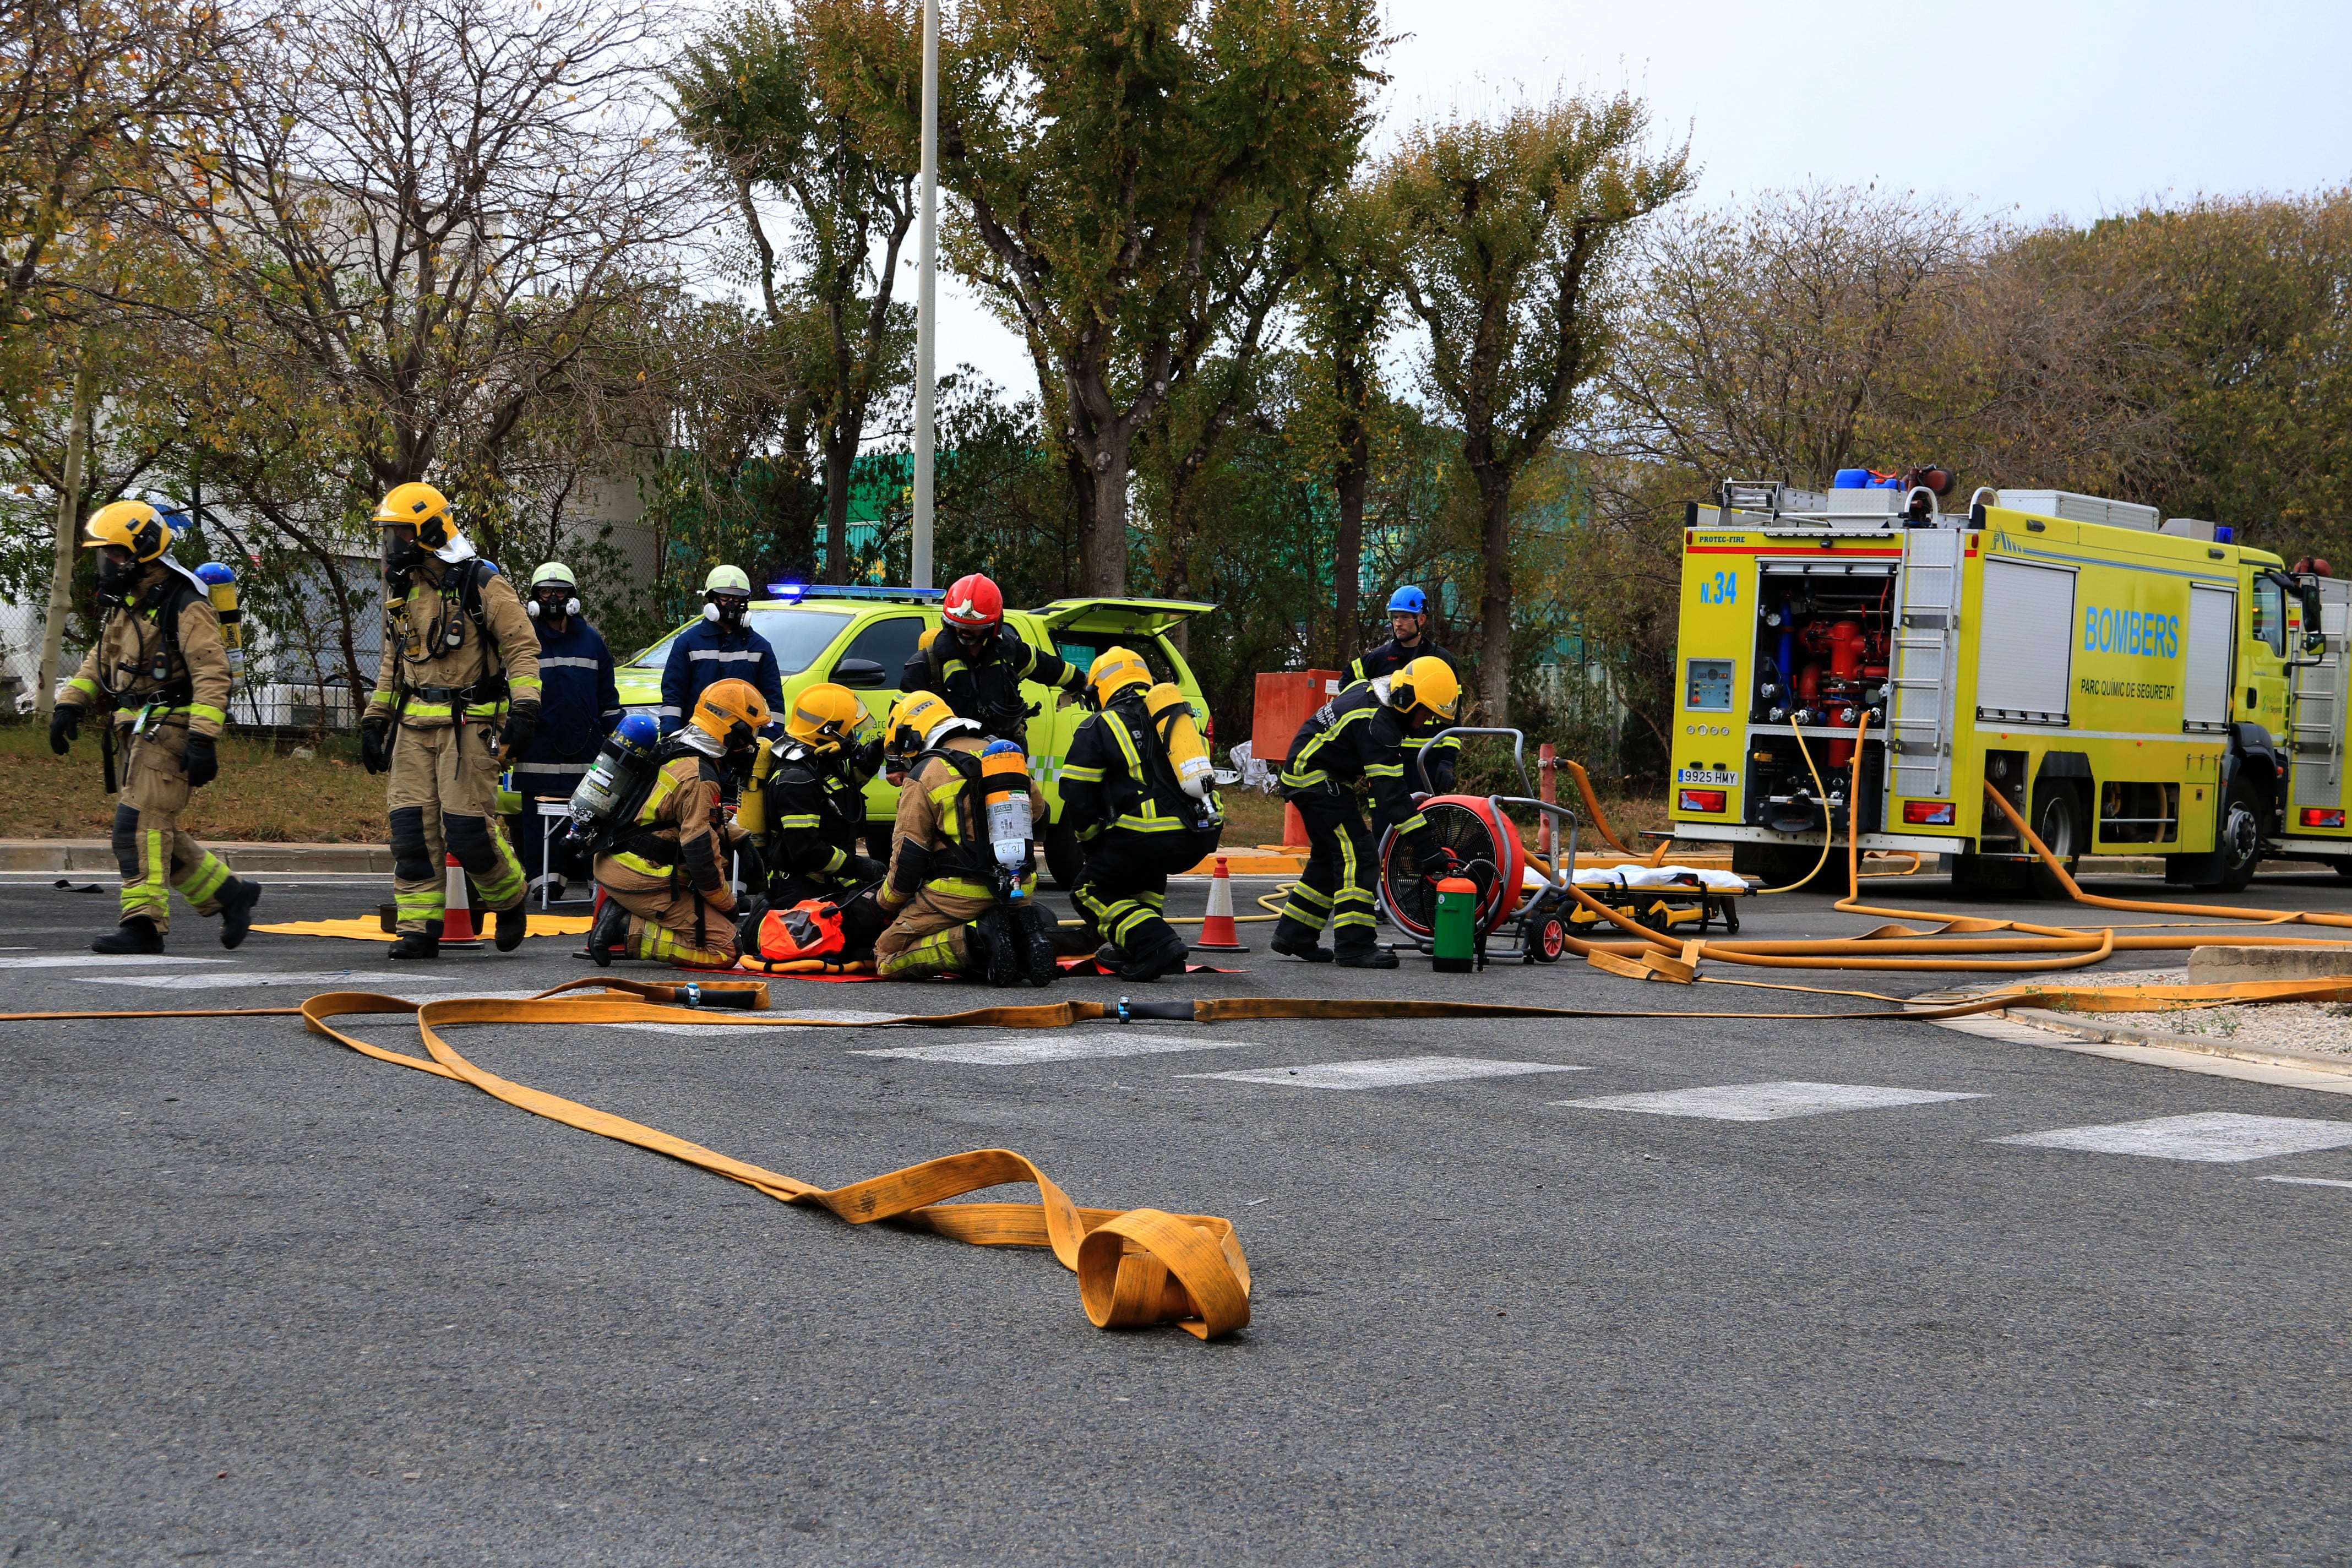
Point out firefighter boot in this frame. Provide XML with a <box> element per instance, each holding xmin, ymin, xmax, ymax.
<box><xmin>91</xmin><ymin>917</ymin><xmax>164</xmax><ymax>955</ymax></box>
<box><xmin>586</xmin><ymin>899</ymin><xmax>630</xmax><ymax>967</ymax></box>
<box><xmin>494</xmin><ymin>903</ymin><xmax>529</xmax><ymax>952</ymax></box>
<box><xmin>217</xmin><ymin>878</ymin><xmax>263</xmax><ymax>950</ymax></box>
<box><xmin>1333</xmin><ymin>942</ymin><xmax>1399</xmax><ymax>970</ymax></box>
<box><xmin>966</xmin><ymin>911</ymin><xmax>1021</xmax><ymax>988</ymax></box>
<box><xmin>1117</xmin><ymin>924</ymin><xmax>1190</xmax><ymax>983</ymax></box>
<box><xmin>1012</xmin><ymin>900</ymin><xmax>1058</xmax><ymax>988</ymax></box>
<box><xmin>1270</xmin><ymin>916</ymin><xmax>1334</xmax><ymax>963</ymax></box>
<box><xmin>388</xmin><ymin>918</ymin><xmax>443</xmax><ymax>961</ymax></box>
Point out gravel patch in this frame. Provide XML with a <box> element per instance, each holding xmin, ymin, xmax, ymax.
<box><xmin>2001</xmin><ymin>966</ymin><xmax>2352</xmax><ymax>1059</ymax></box>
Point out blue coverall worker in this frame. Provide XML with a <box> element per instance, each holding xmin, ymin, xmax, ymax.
<box><xmin>659</xmin><ymin>564</ymin><xmax>783</xmax><ymax>739</ymax></box>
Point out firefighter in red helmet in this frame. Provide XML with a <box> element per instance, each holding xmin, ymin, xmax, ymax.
<box><xmin>900</xmin><ymin>572</ymin><xmax>1084</xmax><ymax>751</ymax></box>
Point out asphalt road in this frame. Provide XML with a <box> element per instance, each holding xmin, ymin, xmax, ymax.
<box><xmin>6</xmin><ymin>865</ymin><xmax>2351</xmax><ymax>1565</ymax></box>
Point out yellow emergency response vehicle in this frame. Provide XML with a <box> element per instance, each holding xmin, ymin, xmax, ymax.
<box><xmin>1666</xmin><ymin>480</ymin><xmax>2349</xmax><ymax>894</ymax></box>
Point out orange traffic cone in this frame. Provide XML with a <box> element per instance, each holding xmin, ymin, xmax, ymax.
<box><xmin>1193</xmin><ymin>855</ymin><xmax>1249</xmax><ymax>951</ymax></box>
<box><xmin>439</xmin><ymin>852</ymin><xmax>483</xmax><ymax>949</ymax></box>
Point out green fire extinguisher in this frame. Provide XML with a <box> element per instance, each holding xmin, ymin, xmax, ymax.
<box><xmin>1433</xmin><ymin>875</ymin><xmax>1478</xmax><ymax>973</ymax></box>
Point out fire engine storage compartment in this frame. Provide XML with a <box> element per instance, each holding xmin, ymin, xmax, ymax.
<box><xmin>1746</xmin><ymin>557</ymin><xmax>1893</xmax><ymax>840</ymax></box>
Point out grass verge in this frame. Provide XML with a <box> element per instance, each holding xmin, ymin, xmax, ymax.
<box><xmin>0</xmin><ymin>721</ymin><xmax>388</xmax><ymax>842</ymax></box>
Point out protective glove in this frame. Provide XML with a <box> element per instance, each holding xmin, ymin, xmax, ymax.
<box><xmin>360</xmin><ymin>716</ymin><xmax>392</xmax><ymax>775</ymax></box>
<box><xmin>841</xmin><ymin>853</ymin><xmax>888</xmax><ymax>886</ymax></box>
<box><xmin>850</xmin><ymin>735</ymin><xmax>884</xmax><ymax>781</ymax></box>
<box><xmin>500</xmin><ymin>702</ymin><xmax>538</xmax><ymax>758</ymax></box>
<box><xmin>182</xmin><ymin>734</ymin><xmax>218</xmax><ymax>788</ymax></box>
<box><xmin>732</xmin><ymin>838</ymin><xmax>766</xmax><ymax>886</ymax></box>
<box><xmin>48</xmin><ymin>704</ymin><xmax>81</xmax><ymax>755</ymax></box>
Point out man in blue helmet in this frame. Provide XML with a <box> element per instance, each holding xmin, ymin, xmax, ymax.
<box><xmin>1346</xmin><ymin>585</ymin><xmax>1461</xmax><ymax>793</ymax></box>
<box><xmin>660</xmin><ymin>564</ymin><xmax>783</xmax><ymax>739</ymax></box>
<box><xmin>507</xmin><ymin>561</ymin><xmax>621</xmax><ymax>901</ymax></box>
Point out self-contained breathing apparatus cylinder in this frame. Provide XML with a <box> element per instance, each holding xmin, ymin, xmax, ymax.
<box><xmin>979</xmin><ymin>739</ymin><xmax>1032</xmax><ymax>883</ymax></box>
<box><xmin>568</xmin><ymin>712</ymin><xmax>661</xmax><ymax>841</ymax></box>
<box><xmin>1144</xmin><ymin>682</ymin><xmax>1213</xmax><ymax>799</ymax></box>
<box><xmin>195</xmin><ymin>562</ymin><xmax>244</xmax><ymax>679</ymax></box>
<box><xmin>737</xmin><ymin>737</ymin><xmax>776</xmax><ymax>843</ymax></box>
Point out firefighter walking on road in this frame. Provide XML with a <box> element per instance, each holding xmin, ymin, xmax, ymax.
<box><xmin>584</xmin><ymin>679</ymin><xmax>766</xmax><ymax>968</ymax></box>
<box><xmin>50</xmin><ymin>501</ymin><xmax>263</xmax><ymax>954</ymax></box>
<box><xmin>1272</xmin><ymin>656</ymin><xmax>1461</xmax><ymax>968</ymax></box>
<box><xmin>1059</xmin><ymin>647</ymin><xmax>1222</xmax><ymax>981</ymax></box>
<box><xmin>1346</xmin><ymin>585</ymin><xmax>1462</xmax><ymax>794</ymax></box>
<box><xmin>853</xmin><ymin>690</ymin><xmax>1054</xmax><ymax>984</ymax></box>
<box><xmin>899</xmin><ymin>573</ymin><xmax>1082</xmax><ymax>750</ymax></box>
<box><xmin>357</xmin><ymin>483</ymin><xmax>541</xmax><ymax>960</ymax></box>
<box><xmin>509</xmin><ymin>561</ymin><xmax>620</xmax><ymax>901</ymax></box>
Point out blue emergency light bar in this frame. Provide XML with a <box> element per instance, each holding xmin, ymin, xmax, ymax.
<box><xmin>764</xmin><ymin>582</ymin><xmax>947</xmax><ymax>604</ymax></box>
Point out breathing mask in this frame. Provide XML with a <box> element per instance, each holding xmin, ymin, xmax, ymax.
<box><xmin>704</xmin><ymin>593</ymin><xmax>750</xmax><ymax>630</ymax></box>
<box><xmin>95</xmin><ymin>546</ymin><xmax>141</xmax><ymax>602</ymax></box>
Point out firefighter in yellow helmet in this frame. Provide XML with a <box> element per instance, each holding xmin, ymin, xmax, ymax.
<box><xmin>1272</xmin><ymin>654</ymin><xmax>1461</xmax><ymax>968</ymax></box>
<box><xmin>49</xmin><ymin>500</ymin><xmax>263</xmax><ymax>953</ymax></box>
<box><xmin>358</xmin><ymin>482</ymin><xmax>542</xmax><ymax>959</ymax></box>
<box><xmin>1059</xmin><ymin>647</ymin><xmax>1223</xmax><ymax>980</ymax></box>
<box><xmin>852</xmin><ymin>690</ymin><xmax>1055</xmax><ymax>983</ymax></box>
<box><xmin>585</xmin><ymin>678</ymin><xmax>767</xmax><ymax>967</ymax></box>
<box><xmin>754</xmin><ymin>682</ymin><xmax>891</xmax><ymax>958</ymax></box>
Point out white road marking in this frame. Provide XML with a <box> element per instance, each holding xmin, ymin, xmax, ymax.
<box><xmin>1993</xmin><ymin>1112</ymin><xmax>2352</xmax><ymax>1163</ymax></box>
<box><xmin>623</xmin><ymin>1008</ymin><xmax>902</xmax><ymax>1036</ymax></box>
<box><xmin>2260</xmin><ymin>1175</ymin><xmax>2352</xmax><ymax>1190</ymax></box>
<box><xmin>88</xmin><ymin>973</ymin><xmax>551</xmax><ymax>1000</ymax></box>
<box><xmin>857</xmin><ymin>1032</ymin><xmax>1255</xmax><ymax>1065</ymax></box>
<box><xmin>1178</xmin><ymin>1055</ymin><xmax>1586</xmax><ymax>1090</ymax></box>
<box><xmin>0</xmin><ymin>954</ymin><xmax>229</xmax><ymax>969</ymax></box>
<box><xmin>1555</xmin><ymin>1081</ymin><xmax>1984</xmax><ymax>1122</ymax></box>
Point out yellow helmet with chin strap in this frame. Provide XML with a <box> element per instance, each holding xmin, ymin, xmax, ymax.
<box><xmin>1387</xmin><ymin>655</ymin><xmax>1461</xmax><ymax>723</ymax></box>
<box><xmin>883</xmin><ymin>690</ymin><xmax>973</xmax><ymax>768</ymax></box>
<box><xmin>372</xmin><ymin>482</ymin><xmax>455</xmax><ymax>549</ymax></box>
<box><xmin>688</xmin><ymin>677</ymin><xmax>770</xmax><ymax>750</ymax></box>
<box><xmin>82</xmin><ymin>499</ymin><xmax>173</xmax><ymax>562</ymax></box>
<box><xmin>786</xmin><ymin>683</ymin><xmax>869</xmax><ymax>755</ymax></box>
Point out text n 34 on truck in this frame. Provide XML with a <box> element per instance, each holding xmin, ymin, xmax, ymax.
<box><xmin>1666</xmin><ymin>475</ymin><xmax>2351</xmax><ymax>894</ymax></box>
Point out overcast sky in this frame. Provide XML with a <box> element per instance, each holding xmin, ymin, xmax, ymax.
<box><xmin>906</xmin><ymin>0</ymin><xmax>2352</xmax><ymax>398</ymax></box>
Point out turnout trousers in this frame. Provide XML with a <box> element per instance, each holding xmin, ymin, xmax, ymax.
<box><xmin>110</xmin><ymin>718</ymin><xmax>237</xmax><ymax>934</ymax></box>
<box><xmin>1273</xmin><ymin>790</ymin><xmax>1380</xmax><ymax>955</ymax></box>
<box><xmin>873</xmin><ymin>885</ymin><xmax>997</xmax><ymax>979</ymax></box>
<box><xmin>1072</xmin><ymin>826</ymin><xmax>1219</xmax><ymax>959</ymax></box>
<box><xmin>591</xmin><ymin>856</ymin><xmax>739</xmax><ymax>968</ymax></box>
<box><xmin>386</xmin><ymin>722</ymin><xmax>527</xmax><ymax>935</ymax></box>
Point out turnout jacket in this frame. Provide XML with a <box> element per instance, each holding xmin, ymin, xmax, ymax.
<box><xmin>367</xmin><ymin>559</ymin><xmax>541</xmax><ymax>728</ymax></box>
<box><xmin>1279</xmin><ymin>683</ymin><xmax>1442</xmax><ymax>853</ymax></box>
<box><xmin>659</xmin><ymin>620</ymin><xmax>782</xmax><ymax>738</ymax></box>
<box><xmin>879</xmin><ymin>734</ymin><xmax>1045</xmax><ymax>911</ymax></box>
<box><xmin>605</xmin><ymin>747</ymin><xmax>747</xmax><ymax>907</ymax></box>
<box><xmin>1344</xmin><ymin>635</ymin><xmax>1460</xmax><ymax>792</ymax></box>
<box><xmin>901</xmin><ymin>625</ymin><xmax>1082</xmax><ymax>743</ymax></box>
<box><xmin>514</xmin><ymin>614</ymin><xmax>620</xmax><ymax>792</ymax></box>
<box><xmin>62</xmin><ymin>560</ymin><xmax>232</xmax><ymax>739</ymax></box>
<box><xmin>765</xmin><ymin>741</ymin><xmax>880</xmax><ymax>886</ymax></box>
<box><xmin>1059</xmin><ymin>691</ymin><xmax>1216</xmax><ymax>842</ymax></box>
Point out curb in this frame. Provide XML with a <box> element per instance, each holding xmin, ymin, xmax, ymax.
<box><xmin>0</xmin><ymin>839</ymin><xmax>394</xmax><ymax>873</ymax></box>
<box><xmin>2001</xmin><ymin>1005</ymin><xmax>2352</xmax><ymax>1080</ymax></box>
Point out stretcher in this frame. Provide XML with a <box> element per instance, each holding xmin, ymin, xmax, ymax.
<box><xmin>1562</xmin><ymin>862</ymin><xmax>1754</xmax><ymax>935</ymax></box>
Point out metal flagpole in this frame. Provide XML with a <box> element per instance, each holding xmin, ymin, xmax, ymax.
<box><xmin>911</xmin><ymin>0</ymin><xmax>938</xmax><ymax>590</ymax></box>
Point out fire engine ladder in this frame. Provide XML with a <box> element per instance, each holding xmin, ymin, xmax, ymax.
<box><xmin>2289</xmin><ymin>580</ymin><xmax>2351</xmax><ymax>807</ymax></box>
<box><xmin>1887</xmin><ymin>528</ymin><xmax>1962</xmax><ymax>804</ymax></box>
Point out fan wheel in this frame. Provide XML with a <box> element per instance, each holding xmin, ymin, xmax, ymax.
<box><xmin>1380</xmin><ymin>797</ymin><xmax>1526</xmax><ymax>939</ymax></box>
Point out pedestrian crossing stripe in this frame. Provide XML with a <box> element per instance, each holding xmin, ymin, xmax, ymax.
<box><xmin>1556</xmin><ymin>1081</ymin><xmax>1984</xmax><ymax>1123</ymax></box>
<box><xmin>857</xmin><ymin>1034</ymin><xmax>1256</xmax><ymax>1066</ymax></box>
<box><xmin>1992</xmin><ymin>1112</ymin><xmax>2352</xmax><ymax>1163</ymax></box>
<box><xmin>1179</xmin><ymin>1057</ymin><xmax>1586</xmax><ymax>1090</ymax></box>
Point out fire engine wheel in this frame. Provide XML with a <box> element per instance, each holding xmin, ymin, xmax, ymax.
<box><xmin>1378</xmin><ymin>797</ymin><xmax>1525</xmax><ymax>940</ymax></box>
<box><xmin>2215</xmin><ymin>783</ymin><xmax>2262</xmax><ymax>893</ymax></box>
<box><xmin>2027</xmin><ymin>788</ymin><xmax>2082</xmax><ymax>901</ymax></box>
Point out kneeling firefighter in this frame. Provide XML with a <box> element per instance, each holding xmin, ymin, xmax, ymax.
<box><xmin>1272</xmin><ymin>655</ymin><xmax>1462</xmax><ymax>969</ymax></box>
<box><xmin>50</xmin><ymin>501</ymin><xmax>263</xmax><ymax>954</ymax></box>
<box><xmin>582</xmin><ymin>678</ymin><xmax>766</xmax><ymax>967</ymax></box>
<box><xmin>858</xmin><ymin>690</ymin><xmax>1056</xmax><ymax>984</ymax></box>
<box><xmin>358</xmin><ymin>482</ymin><xmax>542</xmax><ymax>960</ymax></box>
<box><xmin>744</xmin><ymin>682</ymin><xmax>890</xmax><ymax>961</ymax></box>
<box><xmin>1059</xmin><ymin>647</ymin><xmax>1222</xmax><ymax>981</ymax></box>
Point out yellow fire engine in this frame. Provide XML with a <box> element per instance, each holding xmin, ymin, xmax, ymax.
<box><xmin>1667</xmin><ymin>479</ymin><xmax>2350</xmax><ymax>893</ymax></box>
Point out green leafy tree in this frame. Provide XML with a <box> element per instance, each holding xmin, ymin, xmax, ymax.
<box><xmin>673</xmin><ymin>2</ymin><xmax>918</xmax><ymax>584</ymax></box>
<box><xmin>1380</xmin><ymin>89</ymin><xmax>1690</xmax><ymax>722</ymax></box>
<box><xmin>808</xmin><ymin>0</ymin><xmax>1381</xmax><ymax>592</ymax></box>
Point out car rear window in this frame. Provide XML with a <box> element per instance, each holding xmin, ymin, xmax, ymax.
<box><xmin>1050</xmin><ymin>633</ymin><xmax>1183</xmax><ymax>688</ymax></box>
<box><xmin>625</xmin><ymin>608</ymin><xmax>855</xmax><ymax>675</ymax></box>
